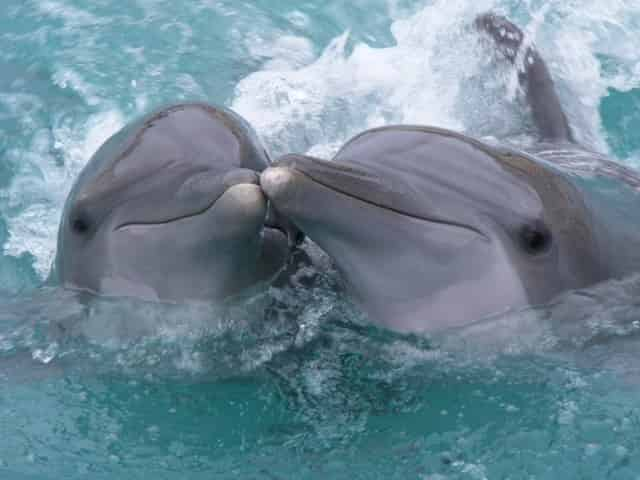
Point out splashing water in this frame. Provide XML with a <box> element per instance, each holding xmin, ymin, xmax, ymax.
<box><xmin>1</xmin><ymin>0</ymin><xmax>640</xmax><ymax>478</ymax></box>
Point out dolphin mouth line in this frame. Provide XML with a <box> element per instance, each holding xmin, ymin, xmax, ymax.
<box><xmin>113</xmin><ymin>197</ymin><xmax>222</xmax><ymax>231</ymax></box>
<box><xmin>116</xmin><ymin>213</ymin><xmax>284</xmax><ymax>235</ymax></box>
<box><xmin>113</xmin><ymin>199</ymin><xmax>286</xmax><ymax>237</ymax></box>
<box><xmin>290</xmin><ymin>168</ymin><xmax>490</xmax><ymax>241</ymax></box>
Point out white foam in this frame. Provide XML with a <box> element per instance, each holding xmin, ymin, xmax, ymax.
<box><xmin>3</xmin><ymin>105</ymin><xmax>124</xmax><ymax>277</ymax></box>
<box><xmin>232</xmin><ymin>0</ymin><xmax>640</xmax><ymax>160</ymax></box>
<box><xmin>231</xmin><ymin>0</ymin><xmax>506</xmax><ymax>158</ymax></box>
<box><xmin>248</xmin><ymin>34</ymin><xmax>316</xmax><ymax>71</ymax></box>
<box><xmin>52</xmin><ymin>66</ymin><xmax>102</xmax><ymax>106</ymax></box>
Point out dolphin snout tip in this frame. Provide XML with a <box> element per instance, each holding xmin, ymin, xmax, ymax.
<box><xmin>210</xmin><ymin>183</ymin><xmax>267</xmax><ymax>238</ymax></box>
<box><xmin>260</xmin><ymin>167</ymin><xmax>295</xmax><ymax>201</ymax></box>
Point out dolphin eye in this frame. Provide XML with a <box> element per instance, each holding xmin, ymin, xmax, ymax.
<box><xmin>71</xmin><ymin>216</ymin><xmax>91</xmax><ymax>235</ymax></box>
<box><xmin>519</xmin><ymin>222</ymin><xmax>552</xmax><ymax>254</ymax></box>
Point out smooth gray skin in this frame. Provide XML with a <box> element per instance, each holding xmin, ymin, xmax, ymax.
<box><xmin>260</xmin><ymin>16</ymin><xmax>640</xmax><ymax>333</ymax></box>
<box><xmin>53</xmin><ymin>103</ymin><xmax>294</xmax><ymax>301</ymax></box>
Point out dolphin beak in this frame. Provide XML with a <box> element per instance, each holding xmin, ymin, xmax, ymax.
<box><xmin>260</xmin><ymin>167</ymin><xmax>297</xmax><ymax>201</ymax></box>
<box><xmin>264</xmin><ymin>154</ymin><xmax>392</xmax><ymax>205</ymax></box>
<box><xmin>205</xmin><ymin>169</ymin><xmax>266</xmax><ymax>238</ymax></box>
<box><xmin>260</xmin><ymin>165</ymin><xmax>321</xmax><ymax>223</ymax></box>
<box><xmin>208</xmin><ymin>182</ymin><xmax>267</xmax><ymax>238</ymax></box>
<box><xmin>260</xmin><ymin>153</ymin><xmax>397</xmax><ymax>226</ymax></box>
<box><xmin>260</xmin><ymin>162</ymin><xmax>365</xmax><ymax>238</ymax></box>
<box><xmin>99</xmin><ymin>168</ymin><xmax>266</xmax><ymax>234</ymax></box>
<box><xmin>261</xmin><ymin>155</ymin><xmax>489</xmax><ymax>241</ymax></box>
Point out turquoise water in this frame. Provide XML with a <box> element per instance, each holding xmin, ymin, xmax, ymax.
<box><xmin>2</xmin><ymin>0</ymin><xmax>640</xmax><ymax>478</ymax></box>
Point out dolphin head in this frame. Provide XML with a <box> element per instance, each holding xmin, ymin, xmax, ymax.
<box><xmin>261</xmin><ymin>126</ymin><xmax>605</xmax><ymax>332</ymax></box>
<box><xmin>54</xmin><ymin>104</ymin><xmax>292</xmax><ymax>301</ymax></box>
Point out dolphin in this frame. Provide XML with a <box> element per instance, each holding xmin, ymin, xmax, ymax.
<box><xmin>260</xmin><ymin>15</ymin><xmax>640</xmax><ymax>333</ymax></box>
<box><xmin>53</xmin><ymin>103</ymin><xmax>298</xmax><ymax>301</ymax></box>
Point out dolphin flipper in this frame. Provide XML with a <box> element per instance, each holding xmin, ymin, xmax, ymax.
<box><xmin>475</xmin><ymin>13</ymin><xmax>573</xmax><ymax>143</ymax></box>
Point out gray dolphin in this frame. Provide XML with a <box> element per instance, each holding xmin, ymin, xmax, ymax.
<box><xmin>53</xmin><ymin>103</ymin><xmax>297</xmax><ymax>301</ymax></box>
<box><xmin>260</xmin><ymin>15</ymin><xmax>640</xmax><ymax>333</ymax></box>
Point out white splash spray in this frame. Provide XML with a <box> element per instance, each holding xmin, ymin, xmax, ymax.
<box><xmin>2</xmin><ymin>67</ymin><xmax>124</xmax><ymax>277</ymax></box>
<box><xmin>232</xmin><ymin>0</ymin><xmax>640</xmax><ymax>158</ymax></box>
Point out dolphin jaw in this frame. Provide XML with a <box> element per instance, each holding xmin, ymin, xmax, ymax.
<box><xmin>113</xmin><ymin>183</ymin><xmax>267</xmax><ymax>236</ymax></box>
<box><xmin>260</xmin><ymin>165</ymin><xmax>489</xmax><ymax>242</ymax></box>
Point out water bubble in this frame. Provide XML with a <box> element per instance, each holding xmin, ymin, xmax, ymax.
<box><xmin>286</xmin><ymin>11</ymin><xmax>310</xmax><ymax>28</ymax></box>
<box><xmin>584</xmin><ymin>443</ymin><xmax>600</xmax><ymax>456</ymax></box>
<box><xmin>32</xmin><ymin>342</ymin><xmax>59</xmax><ymax>364</ymax></box>
<box><xmin>557</xmin><ymin>401</ymin><xmax>579</xmax><ymax>425</ymax></box>
<box><xmin>460</xmin><ymin>463</ymin><xmax>488</xmax><ymax>480</ymax></box>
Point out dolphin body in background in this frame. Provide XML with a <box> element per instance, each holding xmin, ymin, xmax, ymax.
<box><xmin>260</xmin><ymin>14</ymin><xmax>640</xmax><ymax>333</ymax></box>
<box><xmin>53</xmin><ymin>103</ymin><xmax>299</xmax><ymax>302</ymax></box>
